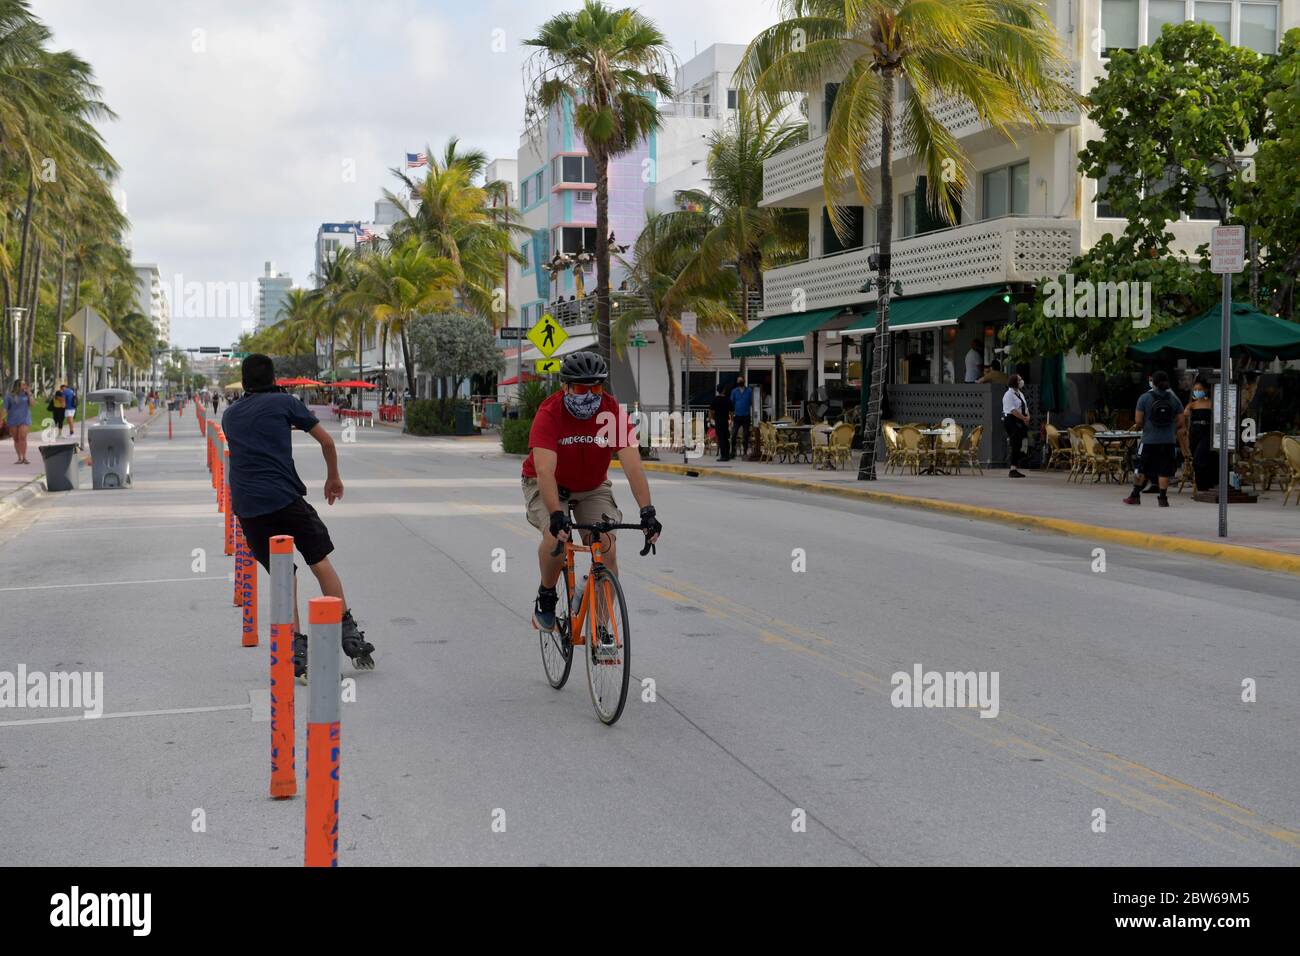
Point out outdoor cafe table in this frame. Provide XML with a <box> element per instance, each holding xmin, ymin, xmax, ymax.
<box><xmin>772</xmin><ymin>422</ymin><xmax>813</xmax><ymax>463</ymax></box>
<box><xmin>916</xmin><ymin>428</ymin><xmax>950</xmax><ymax>475</ymax></box>
<box><xmin>1092</xmin><ymin>430</ymin><xmax>1142</xmax><ymax>479</ymax></box>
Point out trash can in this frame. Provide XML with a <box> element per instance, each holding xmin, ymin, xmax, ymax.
<box><xmin>454</xmin><ymin>403</ymin><xmax>474</xmax><ymax>436</ymax></box>
<box><xmin>86</xmin><ymin>388</ymin><xmax>136</xmax><ymax>489</ymax></box>
<box><xmin>38</xmin><ymin>441</ymin><xmax>79</xmax><ymax>492</ymax></box>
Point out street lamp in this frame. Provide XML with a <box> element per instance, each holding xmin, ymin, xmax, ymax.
<box><xmin>57</xmin><ymin>330</ymin><xmax>70</xmax><ymax>385</ymax></box>
<box><xmin>7</xmin><ymin>307</ymin><xmax>27</xmax><ymax>384</ymax></box>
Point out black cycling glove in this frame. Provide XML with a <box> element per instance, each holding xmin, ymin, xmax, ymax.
<box><xmin>639</xmin><ymin>505</ymin><xmax>662</xmax><ymax>539</ymax></box>
<box><xmin>549</xmin><ymin>510</ymin><xmax>572</xmax><ymax>539</ymax></box>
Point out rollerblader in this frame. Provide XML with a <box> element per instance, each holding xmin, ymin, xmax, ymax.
<box><xmin>223</xmin><ymin>354</ymin><xmax>374</xmax><ymax>681</ymax></box>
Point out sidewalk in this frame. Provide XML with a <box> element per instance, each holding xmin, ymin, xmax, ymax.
<box><xmin>632</xmin><ymin>449</ymin><xmax>1300</xmax><ymax>571</ymax></box>
<box><xmin>0</xmin><ymin>402</ymin><xmax>165</xmax><ymax>505</ymax></box>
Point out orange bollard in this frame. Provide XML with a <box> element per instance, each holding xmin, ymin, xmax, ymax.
<box><xmin>233</xmin><ymin>521</ymin><xmax>247</xmax><ymax>607</ymax></box>
<box><xmin>305</xmin><ymin>596</ymin><xmax>343</xmax><ymax>867</ymax></box>
<box><xmin>223</xmin><ymin>452</ymin><xmax>235</xmax><ymax>557</ymax></box>
<box><xmin>237</xmin><ymin>525</ymin><xmax>258</xmax><ymax>646</ymax></box>
<box><xmin>269</xmin><ymin>535</ymin><xmax>297</xmax><ymax>799</ymax></box>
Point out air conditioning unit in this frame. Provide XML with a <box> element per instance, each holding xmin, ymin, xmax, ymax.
<box><xmin>576</xmin><ymin>191</ymin><xmax>594</xmax><ymax>203</ymax></box>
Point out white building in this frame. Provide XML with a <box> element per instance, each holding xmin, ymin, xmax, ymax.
<box><xmin>132</xmin><ymin>263</ymin><xmax>170</xmax><ymax>345</ymax></box>
<box><xmin>255</xmin><ymin>261</ymin><xmax>293</xmax><ymax>331</ymax></box>
<box><xmin>718</xmin><ymin>0</ymin><xmax>1294</xmax><ymax>456</ymax></box>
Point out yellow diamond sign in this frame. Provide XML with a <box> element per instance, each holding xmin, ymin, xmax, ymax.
<box><xmin>535</xmin><ymin>358</ymin><xmax>561</xmax><ymax>374</ymax></box>
<box><xmin>527</xmin><ymin>313</ymin><xmax>567</xmax><ymax>357</ymax></box>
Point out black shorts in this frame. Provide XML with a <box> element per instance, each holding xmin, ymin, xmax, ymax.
<box><xmin>1139</xmin><ymin>443</ymin><xmax>1177</xmax><ymax>479</ymax></box>
<box><xmin>238</xmin><ymin>498</ymin><xmax>335</xmax><ymax>572</ymax></box>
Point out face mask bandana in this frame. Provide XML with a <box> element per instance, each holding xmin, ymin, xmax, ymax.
<box><xmin>564</xmin><ymin>390</ymin><xmax>602</xmax><ymax>420</ymax></box>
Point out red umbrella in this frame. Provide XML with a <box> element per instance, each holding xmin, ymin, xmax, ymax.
<box><xmin>323</xmin><ymin>380</ymin><xmax>376</xmax><ymax>389</ymax></box>
<box><xmin>499</xmin><ymin>373</ymin><xmax>542</xmax><ymax>387</ymax></box>
<box><xmin>277</xmin><ymin>377</ymin><xmax>325</xmax><ymax>387</ymax></box>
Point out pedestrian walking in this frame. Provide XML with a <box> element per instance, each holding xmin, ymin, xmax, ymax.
<box><xmin>49</xmin><ymin>384</ymin><xmax>67</xmax><ymax>436</ymax></box>
<box><xmin>709</xmin><ymin>382</ymin><xmax>732</xmax><ymax>462</ymax></box>
<box><xmin>1003</xmin><ymin>373</ymin><xmax>1030</xmax><ymax>478</ymax></box>
<box><xmin>211</xmin><ymin>392</ymin><xmax>220</xmax><ymax>415</ymax></box>
<box><xmin>1124</xmin><ymin>369</ymin><xmax>1183</xmax><ymax>507</ymax></box>
<box><xmin>222</xmin><ymin>354</ymin><xmax>375</xmax><ymax>681</ymax></box>
<box><xmin>63</xmin><ymin>384</ymin><xmax>77</xmax><ymax>436</ymax></box>
<box><xmin>729</xmin><ymin>380</ymin><xmax>753</xmax><ymax>459</ymax></box>
<box><xmin>4</xmin><ymin>380</ymin><xmax>34</xmax><ymax>464</ymax></box>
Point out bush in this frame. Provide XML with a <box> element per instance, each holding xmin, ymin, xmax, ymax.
<box><xmin>501</xmin><ymin>417</ymin><xmax>532</xmax><ymax>455</ymax></box>
<box><xmin>406</xmin><ymin>398</ymin><xmax>472</xmax><ymax>436</ymax></box>
<box><xmin>518</xmin><ymin>380</ymin><xmax>555</xmax><ymax>419</ymax></box>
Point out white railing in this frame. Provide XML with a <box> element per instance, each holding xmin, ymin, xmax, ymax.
<box><xmin>761</xmin><ymin>216</ymin><xmax>1080</xmax><ymax>316</ymax></box>
<box><xmin>762</xmin><ymin>65</ymin><xmax>1080</xmax><ymax>207</ymax></box>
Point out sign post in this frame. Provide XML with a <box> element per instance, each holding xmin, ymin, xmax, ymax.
<box><xmin>680</xmin><ymin>313</ymin><xmax>697</xmax><ymax>464</ymax></box>
<box><xmin>1210</xmin><ymin>225</ymin><xmax>1245</xmax><ymax>538</ymax></box>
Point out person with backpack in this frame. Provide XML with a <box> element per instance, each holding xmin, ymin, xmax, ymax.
<box><xmin>1124</xmin><ymin>369</ymin><xmax>1183</xmax><ymax>507</ymax></box>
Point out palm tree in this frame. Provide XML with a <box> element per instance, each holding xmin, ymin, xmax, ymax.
<box><xmin>524</xmin><ymin>0</ymin><xmax>673</xmax><ymax>362</ymax></box>
<box><xmin>671</xmin><ymin>104</ymin><xmax>809</xmax><ymax>384</ymax></box>
<box><xmin>385</xmin><ymin>137</ymin><xmax>528</xmax><ymax>322</ymax></box>
<box><xmin>346</xmin><ymin>237</ymin><xmax>460</xmax><ymax>396</ymax></box>
<box><xmin>739</xmin><ymin>0</ymin><xmax>1077</xmax><ymax>478</ymax></box>
<box><xmin>614</xmin><ymin>212</ymin><xmax>742</xmax><ymax>413</ymax></box>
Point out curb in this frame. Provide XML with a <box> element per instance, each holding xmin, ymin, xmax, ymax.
<box><xmin>617</xmin><ymin>460</ymin><xmax>1300</xmax><ymax>577</ymax></box>
<box><xmin>0</xmin><ymin>476</ymin><xmax>45</xmax><ymax>525</ymax></box>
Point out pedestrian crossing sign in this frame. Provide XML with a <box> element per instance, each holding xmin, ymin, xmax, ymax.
<box><xmin>535</xmin><ymin>358</ymin><xmax>561</xmax><ymax>374</ymax></box>
<box><xmin>528</xmin><ymin>313</ymin><xmax>567</xmax><ymax>357</ymax></box>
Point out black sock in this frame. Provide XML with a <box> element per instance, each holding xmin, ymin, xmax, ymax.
<box><xmin>538</xmin><ymin>584</ymin><xmax>556</xmax><ymax>596</ymax></box>
<box><xmin>1131</xmin><ymin>484</ymin><xmax>1143</xmax><ymax>496</ymax></box>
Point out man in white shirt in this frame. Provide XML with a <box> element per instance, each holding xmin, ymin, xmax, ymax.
<box><xmin>964</xmin><ymin>339</ymin><xmax>984</xmax><ymax>383</ymax></box>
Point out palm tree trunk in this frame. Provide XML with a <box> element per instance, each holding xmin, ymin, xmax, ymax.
<box><xmin>658</xmin><ymin>312</ymin><xmax>675</xmax><ymax>424</ymax></box>
<box><xmin>399</xmin><ymin>325</ymin><xmax>416</xmax><ymax>395</ymax></box>
<box><xmin>859</xmin><ymin>69</ymin><xmax>896</xmax><ymax>480</ymax></box>
<box><xmin>14</xmin><ymin>174</ymin><xmax>34</xmax><ymax>322</ymax></box>
<box><xmin>23</xmin><ymin>239</ymin><xmax>42</xmax><ymax>379</ymax></box>
<box><xmin>54</xmin><ymin>239</ymin><xmax>66</xmax><ymax>382</ymax></box>
<box><xmin>594</xmin><ymin>151</ymin><xmax>612</xmax><ymax>362</ymax></box>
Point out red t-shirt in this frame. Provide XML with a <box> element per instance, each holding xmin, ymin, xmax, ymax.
<box><xmin>521</xmin><ymin>391</ymin><xmax>636</xmax><ymax>491</ymax></box>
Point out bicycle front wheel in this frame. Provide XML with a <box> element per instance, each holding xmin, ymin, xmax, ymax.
<box><xmin>585</xmin><ymin>567</ymin><xmax>631</xmax><ymax>725</ymax></box>
<box><xmin>540</xmin><ymin>573</ymin><xmax>573</xmax><ymax>689</ymax></box>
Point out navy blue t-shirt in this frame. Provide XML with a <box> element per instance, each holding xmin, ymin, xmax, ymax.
<box><xmin>222</xmin><ymin>391</ymin><xmax>320</xmax><ymax>518</ymax></box>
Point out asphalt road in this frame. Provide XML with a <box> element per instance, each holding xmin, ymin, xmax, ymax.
<box><xmin>0</xmin><ymin>410</ymin><xmax>1296</xmax><ymax>866</ymax></box>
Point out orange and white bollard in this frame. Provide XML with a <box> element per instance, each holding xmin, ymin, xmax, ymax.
<box><xmin>269</xmin><ymin>535</ymin><xmax>297</xmax><ymax>799</ymax></box>
<box><xmin>236</xmin><ymin>524</ymin><xmax>258</xmax><ymax>647</ymax></box>
<box><xmin>223</xmin><ymin>450</ymin><xmax>235</xmax><ymax>557</ymax></box>
<box><xmin>305</xmin><ymin>596</ymin><xmax>343</xmax><ymax>867</ymax></box>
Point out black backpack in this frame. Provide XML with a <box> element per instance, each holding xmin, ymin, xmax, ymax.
<box><xmin>1148</xmin><ymin>390</ymin><xmax>1175</xmax><ymax>428</ymax></box>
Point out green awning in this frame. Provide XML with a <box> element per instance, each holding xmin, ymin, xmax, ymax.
<box><xmin>843</xmin><ymin>286</ymin><xmax>1002</xmax><ymax>335</ymax></box>
<box><xmin>1128</xmin><ymin>301</ymin><xmax>1300</xmax><ymax>362</ymax></box>
<box><xmin>729</xmin><ymin>307</ymin><xmax>843</xmax><ymax>357</ymax></box>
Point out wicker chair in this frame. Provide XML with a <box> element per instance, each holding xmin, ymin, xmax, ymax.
<box><xmin>934</xmin><ymin>422</ymin><xmax>964</xmax><ymax>474</ymax></box>
<box><xmin>894</xmin><ymin>424</ymin><xmax>926</xmax><ymax>475</ymax></box>
<box><xmin>1066</xmin><ymin>425</ymin><xmax>1096</xmax><ymax>482</ymax></box>
<box><xmin>810</xmin><ymin>424</ymin><xmax>832</xmax><ymax>468</ymax></box>
<box><xmin>881</xmin><ymin>422</ymin><xmax>902</xmax><ymax>474</ymax></box>
<box><xmin>827</xmin><ymin>422</ymin><xmax>855</xmax><ymax>469</ymax></box>
<box><xmin>1044</xmin><ymin>424</ymin><xmax>1071</xmax><ymax>471</ymax></box>
<box><xmin>953</xmin><ymin>425</ymin><xmax>984</xmax><ymax>475</ymax></box>
<box><xmin>1245</xmin><ymin>431</ymin><xmax>1287</xmax><ymax>491</ymax></box>
<box><xmin>1079</xmin><ymin>428</ymin><xmax>1126</xmax><ymax>483</ymax></box>
<box><xmin>1281</xmin><ymin>437</ymin><xmax>1300</xmax><ymax>506</ymax></box>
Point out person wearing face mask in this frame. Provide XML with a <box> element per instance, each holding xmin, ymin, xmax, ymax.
<box><xmin>1124</xmin><ymin>369</ymin><xmax>1183</xmax><ymax>506</ymax></box>
<box><xmin>1001</xmin><ymin>373</ymin><xmax>1031</xmax><ymax>478</ymax></box>
<box><xmin>521</xmin><ymin>351</ymin><xmax>662</xmax><ymax>633</ymax></box>
<box><xmin>1184</xmin><ymin>376</ymin><xmax>1217</xmax><ymax>491</ymax></box>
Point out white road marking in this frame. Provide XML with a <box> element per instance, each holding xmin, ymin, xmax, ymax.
<box><xmin>0</xmin><ymin>702</ymin><xmax>250</xmax><ymax>728</ymax></box>
<box><xmin>248</xmin><ymin>689</ymin><xmax>270</xmax><ymax>723</ymax></box>
<box><xmin>0</xmin><ymin>575</ymin><xmax>229</xmax><ymax>593</ymax></box>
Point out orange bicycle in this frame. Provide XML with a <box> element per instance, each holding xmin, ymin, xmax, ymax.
<box><xmin>540</xmin><ymin>516</ymin><xmax>654</xmax><ymax>725</ymax></box>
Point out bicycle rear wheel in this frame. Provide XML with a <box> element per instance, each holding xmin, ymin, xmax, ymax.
<box><xmin>585</xmin><ymin>567</ymin><xmax>630</xmax><ymax>725</ymax></box>
<box><xmin>540</xmin><ymin>573</ymin><xmax>573</xmax><ymax>689</ymax></box>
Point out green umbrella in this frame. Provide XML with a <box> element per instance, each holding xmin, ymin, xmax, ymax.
<box><xmin>1040</xmin><ymin>354</ymin><xmax>1068</xmax><ymax>415</ymax></box>
<box><xmin>1128</xmin><ymin>302</ymin><xmax>1300</xmax><ymax>363</ymax></box>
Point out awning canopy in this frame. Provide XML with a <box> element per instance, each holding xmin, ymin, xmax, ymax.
<box><xmin>843</xmin><ymin>286</ymin><xmax>1003</xmax><ymax>335</ymax></box>
<box><xmin>729</xmin><ymin>307</ymin><xmax>843</xmax><ymax>357</ymax></box>
<box><xmin>1128</xmin><ymin>301</ymin><xmax>1300</xmax><ymax>362</ymax></box>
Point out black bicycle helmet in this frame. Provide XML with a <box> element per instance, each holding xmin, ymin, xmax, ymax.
<box><xmin>559</xmin><ymin>350</ymin><xmax>608</xmax><ymax>383</ymax></box>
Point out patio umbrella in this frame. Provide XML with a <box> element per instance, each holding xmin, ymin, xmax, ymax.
<box><xmin>324</xmin><ymin>380</ymin><xmax>375</xmax><ymax>389</ymax></box>
<box><xmin>1127</xmin><ymin>302</ymin><xmax>1300</xmax><ymax>363</ymax></box>
<box><xmin>499</xmin><ymin>373</ymin><xmax>542</xmax><ymax>387</ymax></box>
<box><xmin>276</xmin><ymin>377</ymin><xmax>325</xmax><ymax>387</ymax></box>
<box><xmin>1040</xmin><ymin>354</ymin><xmax>1068</xmax><ymax>421</ymax></box>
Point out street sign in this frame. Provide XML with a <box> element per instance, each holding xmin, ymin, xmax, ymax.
<box><xmin>1212</xmin><ymin>383</ymin><xmax>1238</xmax><ymax>451</ymax></box>
<box><xmin>499</xmin><ymin>327</ymin><xmax>525</xmax><ymax>340</ymax></box>
<box><xmin>1210</xmin><ymin>225</ymin><xmax>1246</xmax><ymax>275</ymax></box>
<box><xmin>535</xmin><ymin>358</ymin><xmax>561</xmax><ymax>374</ymax></box>
<box><xmin>527</xmin><ymin>313</ymin><xmax>567</xmax><ymax>357</ymax></box>
<box><xmin>65</xmin><ymin>306</ymin><xmax>120</xmax><ymax>353</ymax></box>
<box><xmin>199</xmin><ymin>346</ymin><xmax>221</xmax><ymax>354</ymax></box>
<box><xmin>629</xmin><ymin>333</ymin><xmax>648</xmax><ymax>348</ymax></box>
<box><xmin>679</xmin><ymin>312</ymin><xmax>697</xmax><ymax>336</ymax></box>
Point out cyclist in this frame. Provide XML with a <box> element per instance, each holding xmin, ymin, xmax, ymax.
<box><xmin>522</xmin><ymin>350</ymin><xmax>661</xmax><ymax>633</ymax></box>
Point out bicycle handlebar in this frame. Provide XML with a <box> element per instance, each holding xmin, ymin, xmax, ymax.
<box><xmin>549</xmin><ymin>515</ymin><xmax>657</xmax><ymax>558</ymax></box>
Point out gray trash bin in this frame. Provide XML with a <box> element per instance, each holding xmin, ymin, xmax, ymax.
<box><xmin>38</xmin><ymin>442</ymin><xmax>79</xmax><ymax>492</ymax></box>
<box><xmin>86</xmin><ymin>388</ymin><xmax>136</xmax><ymax>489</ymax></box>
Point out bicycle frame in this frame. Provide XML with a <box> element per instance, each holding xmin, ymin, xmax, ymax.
<box><xmin>561</xmin><ymin>536</ymin><xmax>606</xmax><ymax>648</ymax></box>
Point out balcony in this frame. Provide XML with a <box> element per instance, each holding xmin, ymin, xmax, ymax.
<box><xmin>762</xmin><ymin>65</ymin><xmax>1080</xmax><ymax>208</ymax></box>
<box><xmin>760</xmin><ymin>215</ymin><xmax>1080</xmax><ymax>317</ymax></box>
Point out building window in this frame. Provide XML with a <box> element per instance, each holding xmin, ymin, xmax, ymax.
<box><xmin>554</xmin><ymin>155</ymin><xmax>597</xmax><ymax>185</ymax></box>
<box><xmin>1147</xmin><ymin>0</ymin><xmax>1186</xmax><ymax>42</ymax></box>
<box><xmin>555</xmin><ymin>226</ymin><xmax>597</xmax><ymax>255</ymax></box>
<box><xmin>1240</xmin><ymin>2</ymin><xmax>1278</xmax><ymax>52</ymax></box>
<box><xmin>521</xmin><ymin>240</ymin><xmax>532</xmax><ymax>273</ymax></box>
<box><xmin>821</xmin><ymin>206</ymin><xmax>864</xmax><ymax>255</ymax></box>
<box><xmin>1101</xmin><ymin>0</ymin><xmax>1140</xmax><ymax>53</ymax></box>
<box><xmin>521</xmin><ymin>178</ymin><xmax>530</xmax><ymax>208</ymax></box>
<box><xmin>1193</xmin><ymin>1</ymin><xmax>1231</xmax><ymax>40</ymax></box>
<box><xmin>727</xmin><ymin>88</ymin><xmax>738</xmax><ymax>110</ymax></box>
<box><xmin>823</xmin><ymin>83</ymin><xmax>840</xmax><ymax>130</ymax></box>
<box><xmin>900</xmin><ymin>193</ymin><xmax>916</xmax><ymax>238</ymax></box>
<box><xmin>981</xmin><ymin>161</ymin><xmax>1029</xmax><ymax>219</ymax></box>
<box><xmin>1191</xmin><ymin>160</ymin><xmax>1230</xmax><ymax>220</ymax></box>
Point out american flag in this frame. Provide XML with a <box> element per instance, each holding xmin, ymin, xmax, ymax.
<box><xmin>406</xmin><ymin>151</ymin><xmax>428</xmax><ymax>169</ymax></box>
<box><xmin>357</xmin><ymin>226</ymin><xmax>376</xmax><ymax>243</ymax></box>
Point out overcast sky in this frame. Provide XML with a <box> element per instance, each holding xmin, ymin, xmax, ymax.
<box><xmin>36</xmin><ymin>0</ymin><xmax>781</xmax><ymax>349</ymax></box>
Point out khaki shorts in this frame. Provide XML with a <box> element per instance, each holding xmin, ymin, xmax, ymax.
<box><xmin>522</xmin><ymin>477</ymin><xmax>622</xmax><ymax>534</ymax></box>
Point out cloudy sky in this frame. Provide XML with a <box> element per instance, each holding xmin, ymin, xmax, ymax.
<box><xmin>37</xmin><ymin>0</ymin><xmax>782</xmax><ymax>349</ymax></box>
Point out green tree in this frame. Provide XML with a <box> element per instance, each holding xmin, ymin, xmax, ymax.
<box><xmin>740</xmin><ymin>0</ymin><xmax>1077</xmax><ymax>478</ymax></box>
<box><xmin>408</xmin><ymin>310</ymin><xmax>504</xmax><ymax>405</ymax></box>
<box><xmin>524</xmin><ymin>0</ymin><xmax>673</xmax><ymax>362</ymax></box>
